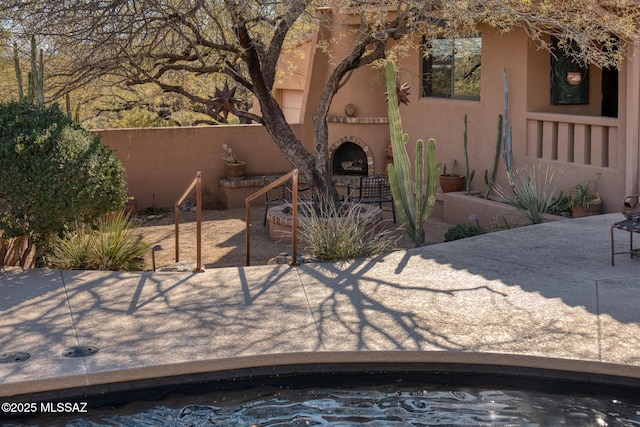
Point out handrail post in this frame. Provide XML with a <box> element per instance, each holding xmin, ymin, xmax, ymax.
<box><xmin>174</xmin><ymin>171</ymin><xmax>203</xmax><ymax>272</ymax></box>
<box><xmin>175</xmin><ymin>207</ymin><xmax>180</xmax><ymax>262</ymax></box>
<box><xmin>244</xmin><ymin>169</ymin><xmax>299</xmax><ymax>267</ymax></box>
<box><xmin>193</xmin><ymin>172</ymin><xmax>203</xmax><ymax>272</ymax></box>
<box><xmin>245</xmin><ymin>201</ymin><xmax>251</xmax><ymax>266</ymax></box>
<box><xmin>290</xmin><ymin>170</ymin><xmax>299</xmax><ymax>266</ymax></box>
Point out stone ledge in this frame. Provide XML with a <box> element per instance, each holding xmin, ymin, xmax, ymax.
<box><xmin>219</xmin><ymin>175</ymin><xmax>283</xmax><ymax>189</ymax></box>
<box><xmin>327</xmin><ymin>116</ymin><xmax>389</xmax><ymax>124</ymax></box>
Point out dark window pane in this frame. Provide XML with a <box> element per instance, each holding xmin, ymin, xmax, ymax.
<box><xmin>453</xmin><ymin>36</ymin><xmax>481</xmax><ymax>98</ymax></box>
<box><xmin>423</xmin><ymin>34</ymin><xmax>481</xmax><ymax>100</ymax></box>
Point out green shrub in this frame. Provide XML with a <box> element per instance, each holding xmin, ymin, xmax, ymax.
<box><xmin>48</xmin><ymin>210</ymin><xmax>151</xmax><ymax>271</ymax></box>
<box><xmin>298</xmin><ymin>197</ymin><xmax>395</xmax><ymax>262</ymax></box>
<box><xmin>444</xmin><ymin>223</ymin><xmax>484</xmax><ymax>242</ymax></box>
<box><xmin>0</xmin><ymin>102</ymin><xmax>127</xmax><ymax>259</ymax></box>
<box><xmin>486</xmin><ymin>215</ymin><xmax>515</xmax><ymax>232</ymax></box>
<box><xmin>546</xmin><ymin>190</ymin><xmax>572</xmax><ymax>216</ymax></box>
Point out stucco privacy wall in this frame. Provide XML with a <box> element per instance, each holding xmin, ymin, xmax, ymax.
<box><xmin>97</xmin><ymin>125</ymin><xmax>302</xmax><ymax>210</ymax></box>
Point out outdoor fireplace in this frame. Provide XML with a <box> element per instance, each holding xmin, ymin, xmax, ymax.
<box><xmin>329</xmin><ymin>136</ymin><xmax>374</xmax><ymax>176</ymax></box>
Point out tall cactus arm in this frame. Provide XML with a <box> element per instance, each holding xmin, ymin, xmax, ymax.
<box><xmin>422</xmin><ymin>138</ymin><xmax>438</xmax><ymax>219</ymax></box>
<box><xmin>463</xmin><ymin>114</ymin><xmax>475</xmax><ymax>193</ymax></box>
<box><xmin>501</xmin><ymin>68</ymin><xmax>513</xmax><ymax>171</ymax></box>
<box><xmin>386</xmin><ymin>61</ymin><xmax>417</xmax><ymax>229</ymax></box>
<box><xmin>415</xmin><ymin>138</ymin><xmax>424</xmax><ymax>218</ymax></box>
<box><xmin>385</xmin><ymin>60</ymin><xmax>437</xmax><ymax>247</ymax></box>
<box><xmin>485</xmin><ymin>114</ymin><xmax>503</xmax><ymax>199</ymax></box>
<box><xmin>13</xmin><ymin>43</ymin><xmax>24</xmax><ymax>102</ymax></box>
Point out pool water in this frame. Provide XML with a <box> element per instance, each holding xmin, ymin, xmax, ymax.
<box><xmin>79</xmin><ymin>388</ymin><xmax>640</xmax><ymax>426</ymax></box>
<box><xmin>15</xmin><ymin>375</ymin><xmax>640</xmax><ymax>427</ymax></box>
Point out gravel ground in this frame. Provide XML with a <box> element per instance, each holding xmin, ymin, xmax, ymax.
<box><xmin>137</xmin><ymin>206</ymin><xmax>449</xmax><ymax>271</ymax></box>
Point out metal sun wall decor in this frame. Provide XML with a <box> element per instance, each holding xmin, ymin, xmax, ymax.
<box><xmin>551</xmin><ymin>37</ymin><xmax>589</xmax><ymax>105</ymax></box>
<box><xmin>384</xmin><ymin>77</ymin><xmax>412</xmax><ymax>106</ymax></box>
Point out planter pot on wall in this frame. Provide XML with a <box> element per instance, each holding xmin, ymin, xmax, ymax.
<box><xmin>439</xmin><ymin>175</ymin><xmax>465</xmax><ymax>193</ymax></box>
<box><xmin>572</xmin><ymin>200</ymin><xmax>602</xmax><ymax>218</ymax></box>
<box><xmin>225</xmin><ymin>161</ymin><xmax>246</xmax><ymax>180</ymax></box>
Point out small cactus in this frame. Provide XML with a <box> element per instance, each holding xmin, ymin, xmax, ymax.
<box><xmin>484</xmin><ymin>114</ymin><xmax>503</xmax><ymax>199</ymax></box>
<box><xmin>385</xmin><ymin>61</ymin><xmax>437</xmax><ymax>247</ymax></box>
<box><xmin>484</xmin><ymin>69</ymin><xmax>513</xmax><ymax>199</ymax></box>
<box><xmin>463</xmin><ymin>113</ymin><xmax>475</xmax><ymax>193</ymax></box>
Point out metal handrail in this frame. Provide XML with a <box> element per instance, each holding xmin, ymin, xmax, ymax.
<box><xmin>174</xmin><ymin>171</ymin><xmax>203</xmax><ymax>272</ymax></box>
<box><xmin>245</xmin><ymin>169</ymin><xmax>299</xmax><ymax>267</ymax></box>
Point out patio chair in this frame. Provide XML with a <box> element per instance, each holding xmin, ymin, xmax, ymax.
<box><xmin>262</xmin><ymin>179</ymin><xmax>310</xmax><ymax>225</ymax></box>
<box><xmin>347</xmin><ymin>174</ymin><xmax>396</xmax><ymax>223</ymax></box>
<box><xmin>610</xmin><ymin>194</ymin><xmax>640</xmax><ymax>266</ymax></box>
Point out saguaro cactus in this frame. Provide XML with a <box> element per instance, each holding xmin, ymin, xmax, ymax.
<box><xmin>13</xmin><ymin>43</ymin><xmax>24</xmax><ymax>102</ymax></box>
<box><xmin>29</xmin><ymin>36</ymin><xmax>45</xmax><ymax>105</ymax></box>
<box><xmin>385</xmin><ymin>61</ymin><xmax>437</xmax><ymax>247</ymax></box>
<box><xmin>13</xmin><ymin>36</ymin><xmax>45</xmax><ymax>105</ymax></box>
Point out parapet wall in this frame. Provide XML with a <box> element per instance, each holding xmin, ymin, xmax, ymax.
<box><xmin>97</xmin><ymin>125</ymin><xmax>301</xmax><ymax>210</ymax></box>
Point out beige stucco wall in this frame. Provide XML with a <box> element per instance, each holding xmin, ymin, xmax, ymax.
<box><xmin>97</xmin><ymin>125</ymin><xmax>303</xmax><ymax>210</ymax></box>
<box><xmin>312</xmin><ymin>24</ymin><xmax>529</xmax><ymax>194</ymax></box>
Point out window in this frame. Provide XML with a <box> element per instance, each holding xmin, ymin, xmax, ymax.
<box><xmin>422</xmin><ymin>34</ymin><xmax>482</xmax><ymax>100</ymax></box>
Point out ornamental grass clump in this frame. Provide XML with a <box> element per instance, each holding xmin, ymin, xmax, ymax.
<box><xmin>298</xmin><ymin>197</ymin><xmax>395</xmax><ymax>262</ymax></box>
<box><xmin>48</xmin><ymin>210</ymin><xmax>151</xmax><ymax>271</ymax></box>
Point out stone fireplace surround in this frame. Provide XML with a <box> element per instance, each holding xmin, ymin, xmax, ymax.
<box><xmin>329</xmin><ymin>136</ymin><xmax>375</xmax><ymax>176</ymax></box>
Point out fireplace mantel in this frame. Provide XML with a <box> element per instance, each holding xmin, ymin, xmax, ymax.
<box><xmin>327</xmin><ymin>116</ymin><xmax>389</xmax><ymax>124</ymax></box>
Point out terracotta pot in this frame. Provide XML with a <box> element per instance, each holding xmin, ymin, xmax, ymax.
<box><xmin>439</xmin><ymin>175</ymin><xmax>465</xmax><ymax>193</ymax></box>
<box><xmin>572</xmin><ymin>200</ymin><xmax>602</xmax><ymax>218</ymax></box>
<box><xmin>225</xmin><ymin>161</ymin><xmax>246</xmax><ymax>180</ymax></box>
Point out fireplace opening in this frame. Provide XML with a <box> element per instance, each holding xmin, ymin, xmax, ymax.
<box><xmin>332</xmin><ymin>141</ymin><xmax>368</xmax><ymax>176</ymax></box>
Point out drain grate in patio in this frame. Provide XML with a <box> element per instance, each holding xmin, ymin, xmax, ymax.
<box><xmin>0</xmin><ymin>352</ymin><xmax>30</xmax><ymax>363</ymax></box>
<box><xmin>62</xmin><ymin>346</ymin><xmax>99</xmax><ymax>358</ymax></box>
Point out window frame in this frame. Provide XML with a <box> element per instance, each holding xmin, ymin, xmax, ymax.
<box><xmin>422</xmin><ymin>33</ymin><xmax>482</xmax><ymax>101</ymax></box>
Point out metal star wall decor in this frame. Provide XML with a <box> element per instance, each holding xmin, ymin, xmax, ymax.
<box><xmin>211</xmin><ymin>81</ymin><xmax>241</xmax><ymax>119</ymax></box>
<box><xmin>396</xmin><ymin>80</ymin><xmax>411</xmax><ymax>105</ymax></box>
<box><xmin>384</xmin><ymin>78</ymin><xmax>412</xmax><ymax>106</ymax></box>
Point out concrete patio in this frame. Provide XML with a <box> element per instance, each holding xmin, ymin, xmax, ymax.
<box><xmin>1</xmin><ymin>212</ymin><xmax>639</xmax><ymax>400</ymax></box>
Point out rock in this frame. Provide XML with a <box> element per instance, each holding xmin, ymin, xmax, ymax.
<box><xmin>156</xmin><ymin>261</ymin><xmax>198</xmax><ymax>272</ymax></box>
<box><xmin>268</xmin><ymin>252</ymin><xmax>319</xmax><ymax>265</ymax></box>
<box><xmin>180</xmin><ymin>198</ymin><xmax>196</xmax><ymax>212</ymax></box>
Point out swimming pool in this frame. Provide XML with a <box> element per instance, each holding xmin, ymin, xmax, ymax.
<box><xmin>5</xmin><ymin>365</ymin><xmax>640</xmax><ymax>426</ymax></box>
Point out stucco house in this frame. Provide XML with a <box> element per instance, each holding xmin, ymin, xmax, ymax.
<box><xmin>272</xmin><ymin>6</ymin><xmax>637</xmax><ymax>217</ymax></box>
<box><xmin>99</xmin><ymin>5</ymin><xmax>639</xmax><ymax>221</ymax></box>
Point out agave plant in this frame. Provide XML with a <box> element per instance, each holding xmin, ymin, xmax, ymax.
<box><xmin>494</xmin><ymin>164</ymin><xmax>560</xmax><ymax>224</ymax></box>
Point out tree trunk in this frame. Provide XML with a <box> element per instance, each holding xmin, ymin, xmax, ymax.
<box><xmin>256</xmin><ymin>92</ymin><xmax>339</xmax><ymax>202</ymax></box>
<box><xmin>1</xmin><ymin>235</ymin><xmax>38</xmax><ymax>268</ymax></box>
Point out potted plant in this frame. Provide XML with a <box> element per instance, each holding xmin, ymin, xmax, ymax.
<box><xmin>439</xmin><ymin>159</ymin><xmax>465</xmax><ymax>193</ymax></box>
<box><xmin>222</xmin><ymin>143</ymin><xmax>245</xmax><ymax>180</ymax></box>
<box><xmin>570</xmin><ymin>173</ymin><xmax>602</xmax><ymax>217</ymax></box>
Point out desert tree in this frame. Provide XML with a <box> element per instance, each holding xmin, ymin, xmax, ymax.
<box><xmin>2</xmin><ymin>0</ymin><xmax>639</xmax><ymax>200</ymax></box>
